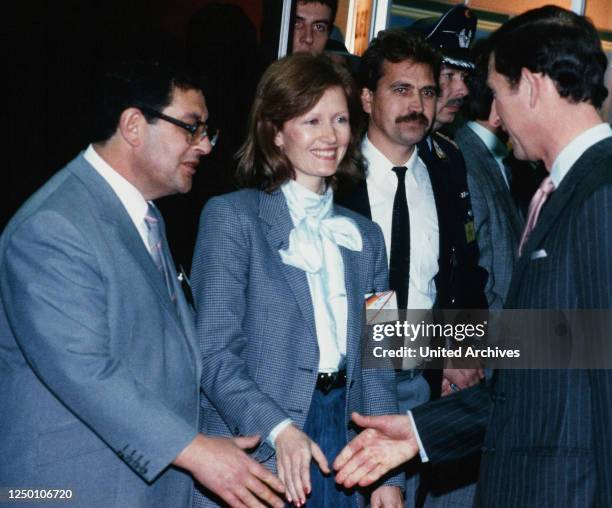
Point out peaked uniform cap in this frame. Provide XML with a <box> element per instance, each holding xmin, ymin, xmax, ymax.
<box><xmin>412</xmin><ymin>5</ymin><xmax>477</xmax><ymax>70</ymax></box>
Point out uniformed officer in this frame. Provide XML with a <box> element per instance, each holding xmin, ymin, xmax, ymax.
<box><xmin>413</xmin><ymin>5</ymin><xmax>488</xmax><ymax>312</ymax></box>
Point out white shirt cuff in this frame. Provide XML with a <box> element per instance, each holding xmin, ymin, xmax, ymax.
<box><xmin>407</xmin><ymin>410</ymin><xmax>429</xmax><ymax>463</ymax></box>
<box><xmin>266</xmin><ymin>418</ymin><xmax>293</xmax><ymax>449</ymax></box>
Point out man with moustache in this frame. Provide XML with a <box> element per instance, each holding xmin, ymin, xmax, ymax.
<box><xmin>334</xmin><ymin>6</ymin><xmax>612</xmax><ymax>507</ymax></box>
<box><xmin>336</xmin><ymin>28</ymin><xmax>471</xmax><ymax>508</ymax></box>
<box><xmin>0</xmin><ymin>59</ymin><xmax>284</xmax><ymax>508</ymax></box>
<box><xmin>413</xmin><ymin>5</ymin><xmax>488</xmax><ymax>318</ymax></box>
<box><xmin>417</xmin><ymin>5</ymin><xmax>475</xmax><ymax>136</ymax></box>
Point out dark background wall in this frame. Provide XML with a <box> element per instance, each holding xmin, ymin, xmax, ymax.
<box><xmin>1</xmin><ymin>0</ymin><xmax>284</xmax><ymax>270</ymax></box>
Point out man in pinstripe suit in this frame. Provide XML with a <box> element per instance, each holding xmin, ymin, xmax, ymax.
<box><xmin>334</xmin><ymin>6</ymin><xmax>612</xmax><ymax>507</ymax></box>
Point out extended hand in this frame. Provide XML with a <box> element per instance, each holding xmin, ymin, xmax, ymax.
<box><xmin>275</xmin><ymin>424</ymin><xmax>329</xmax><ymax>507</ymax></box>
<box><xmin>333</xmin><ymin>412</ymin><xmax>419</xmax><ymax>488</ymax></box>
<box><xmin>174</xmin><ymin>433</ymin><xmax>285</xmax><ymax>508</ymax></box>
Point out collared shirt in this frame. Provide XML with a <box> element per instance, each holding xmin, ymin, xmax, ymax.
<box><xmin>363</xmin><ymin>136</ymin><xmax>439</xmax><ymax>309</ymax></box>
<box><xmin>550</xmin><ymin>123</ymin><xmax>612</xmax><ymax>188</ymax></box>
<box><xmin>467</xmin><ymin>121</ymin><xmax>511</xmax><ymax>188</ymax></box>
<box><xmin>84</xmin><ymin>144</ymin><xmax>151</xmax><ymax>254</ymax></box>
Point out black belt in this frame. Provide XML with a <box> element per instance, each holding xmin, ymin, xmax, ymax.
<box><xmin>316</xmin><ymin>370</ymin><xmax>346</xmax><ymax>394</ymax></box>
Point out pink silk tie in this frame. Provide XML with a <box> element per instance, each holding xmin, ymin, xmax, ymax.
<box><xmin>518</xmin><ymin>176</ymin><xmax>556</xmax><ymax>256</ymax></box>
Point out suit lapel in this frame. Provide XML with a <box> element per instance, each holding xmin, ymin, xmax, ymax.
<box><xmin>461</xmin><ymin>127</ymin><xmax>502</xmax><ymax>184</ymax></box>
<box><xmin>336</xmin><ymin>208</ymin><xmax>361</xmax><ymax>381</ymax></box>
<box><xmin>259</xmin><ymin>190</ymin><xmax>318</xmax><ymax>341</ymax></box>
<box><xmin>456</xmin><ymin>126</ymin><xmax>524</xmax><ymax>248</ymax></box>
<box><xmin>69</xmin><ymin>158</ymin><xmax>190</xmax><ymax>336</ymax></box>
<box><xmin>467</xmin><ymin>130</ymin><xmax>524</xmax><ymax>240</ymax></box>
<box><xmin>418</xmin><ymin>140</ymin><xmax>447</xmax><ymax>265</ymax></box>
<box><xmin>156</xmin><ymin>215</ymin><xmax>200</xmax><ymax>376</ymax></box>
<box><xmin>509</xmin><ymin>141</ymin><xmax>605</xmax><ymax>303</ymax></box>
<box><xmin>526</xmin><ymin>138</ymin><xmax>612</xmax><ymax>254</ymax></box>
<box><xmin>518</xmin><ymin>164</ymin><xmax>578</xmax><ymax>261</ymax></box>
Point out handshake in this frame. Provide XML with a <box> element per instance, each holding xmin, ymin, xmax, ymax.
<box><xmin>182</xmin><ymin>413</ymin><xmax>420</xmax><ymax>508</ymax></box>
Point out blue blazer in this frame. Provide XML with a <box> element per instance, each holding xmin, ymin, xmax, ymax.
<box><xmin>191</xmin><ymin>188</ymin><xmax>401</xmax><ymax>503</ymax></box>
<box><xmin>0</xmin><ymin>154</ymin><xmax>201</xmax><ymax>507</ymax></box>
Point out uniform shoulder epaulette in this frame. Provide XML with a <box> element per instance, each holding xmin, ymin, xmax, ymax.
<box><xmin>434</xmin><ymin>131</ymin><xmax>459</xmax><ymax>150</ymax></box>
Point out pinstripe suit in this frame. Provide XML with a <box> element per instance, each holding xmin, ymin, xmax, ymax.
<box><xmin>412</xmin><ymin>136</ymin><xmax>612</xmax><ymax>507</ymax></box>
<box><xmin>190</xmin><ymin>188</ymin><xmax>401</xmax><ymax>507</ymax></box>
<box><xmin>455</xmin><ymin>124</ymin><xmax>524</xmax><ymax>309</ymax></box>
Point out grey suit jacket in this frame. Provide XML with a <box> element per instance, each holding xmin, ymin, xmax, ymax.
<box><xmin>190</xmin><ymin>188</ymin><xmax>401</xmax><ymax>506</ymax></box>
<box><xmin>412</xmin><ymin>137</ymin><xmax>612</xmax><ymax>507</ymax></box>
<box><xmin>0</xmin><ymin>154</ymin><xmax>201</xmax><ymax>507</ymax></box>
<box><xmin>455</xmin><ymin>125</ymin><xmax>524</xmax><ymax>309</ymax></box>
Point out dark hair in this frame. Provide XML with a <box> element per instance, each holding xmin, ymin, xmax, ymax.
<box><xmin>237</xmin><ymin>53</ymin><xmax>363</xmax><ymax>191</ymax></box>
<box><xmin>359</xmin><ymin>28</ymin><xmax>442</xmax><ymax>91</ymax></box>
<box><xmin>92</xmin><ymin>59</ymin><xmax>201</xmax><ymax>143</ymax></box>
<box><xmin>299</xmin><ymin>0</ymin><xmax>338</xmax><ymax>24</ymax></box>
<box><xmin>464</xmin><ymin>38</ymin><xmax>494</xmax><ymax>121</ymax></box>
<box><xmin>490</xmin><ymin>5</ymin><xmax>608</xmax><ymax>108</ymax></box>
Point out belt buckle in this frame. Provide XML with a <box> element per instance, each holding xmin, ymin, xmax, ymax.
<box><xmin>318</xmin><ymin>373</ymin><xmax>334</xmax><ymax>395</ymax></box>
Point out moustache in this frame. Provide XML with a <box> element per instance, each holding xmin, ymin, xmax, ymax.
<box><xmin>446</xmin><ymin>97</ymin><xmax>464</xmax><ymax>108</ymax></box>
<box><xmin>395</xmin><ymin>112</ymin><xmax>429</xmax><ymax>126</ymax></box>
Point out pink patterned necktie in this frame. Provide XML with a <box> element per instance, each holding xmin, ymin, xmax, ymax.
<box><xmin>144</xmin><ymin>204</ymin><xmax>177</xmax><ymax>304</ymax></box>
<box><xmin>518</xmin><ymin>176</ymin><xmax>556</xmax><ymax>256</ymax></box>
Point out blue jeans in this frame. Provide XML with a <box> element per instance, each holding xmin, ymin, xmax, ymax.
<box><xmin>300</xmin><ymin>386</ymin><xmax>354</xmax><ymax>508</ymax></box>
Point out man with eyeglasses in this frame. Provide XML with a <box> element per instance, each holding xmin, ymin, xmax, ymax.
<box><xmin>0</xmin><ymin>59</ymin><xmax>284</xmax><ymax>508</ymax></box>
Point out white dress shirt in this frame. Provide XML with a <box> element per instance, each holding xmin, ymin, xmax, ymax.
<box><xmin>466</xmin><ymin>121</ymin><xmax>511</xmax><ymax>188</ymax></box>
<box><xmin>84</xmin><ymin>144</ymin><xmax>152</xmax><ymax>254</ymax></box>
<box><xmin>363</xmin><ymin>136</ymin><xmax>439</xmax><ymax>310</ymax></box>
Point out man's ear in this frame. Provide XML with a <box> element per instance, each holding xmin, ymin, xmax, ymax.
<box><xmin>520</xmin><ymin>68</ymin><xmax>541</xmax><ymax>109</ymax></box>
<box><xmin>118</xmin><ymin>107</ymin><xmax>146</xmax><ymax>147</ymax></box>
<box><xmin>361</xmin><ymin>88</ymin><xmax>374</xmax><ymax>115</ymax></box>
<box><xmin>488</xmin><ymin>99</ymin><xmax>502</xmax><ymax>129</ymax></box>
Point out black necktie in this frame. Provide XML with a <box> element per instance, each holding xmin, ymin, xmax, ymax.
<box><xmin>389</xmin><ymin>166</ymin><xmax>410</xmax><ymax>309</ymax></box>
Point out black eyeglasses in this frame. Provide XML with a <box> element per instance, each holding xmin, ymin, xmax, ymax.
<box><xmin>140</xmin><ymin>106</ymin><xmax>219</xmax><ymax>147</ymax></box>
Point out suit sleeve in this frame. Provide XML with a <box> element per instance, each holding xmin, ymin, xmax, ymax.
<box><xmin>0</xmin><ymin>212</ymin><xmax>196</xmax><ymax>482</ymax></box>
<box><xmin>359</xmin><ymin>222</ymin><xmax>404</xmax><ymax>489</ymax></box>
<box><xmin>191</xmin><ymin>196</ymin><xmax>289</xmax><ymax>460</ymax></box>
<box><xmin>576</xmin><ymin>184</ymin><xmax>612</xmax><ymax>506</ymax></box>
<box><xmin>361</xmin><ymin>222</ymin><xmax>397</xmax><ymax>418</ymax></box>
<box><xmin>410</xmin><ymin>382</ymin><xmax>492</xmax><ymax>464</ymax></box>
<box><xmin>371</xmin><ymin>221</ymin><xmax>389</xmax><ymax>294</ymax></box>
<box><xmin>467</xmin><ymin>168</ymin><xmax>503</xmax><ymax>309</ymax></box>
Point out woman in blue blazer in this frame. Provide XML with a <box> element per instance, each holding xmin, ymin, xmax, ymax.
<box><xmin>191</xmin><ymin>54</ymin><xmax>402</xmax><ymax>508</ymax></box>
